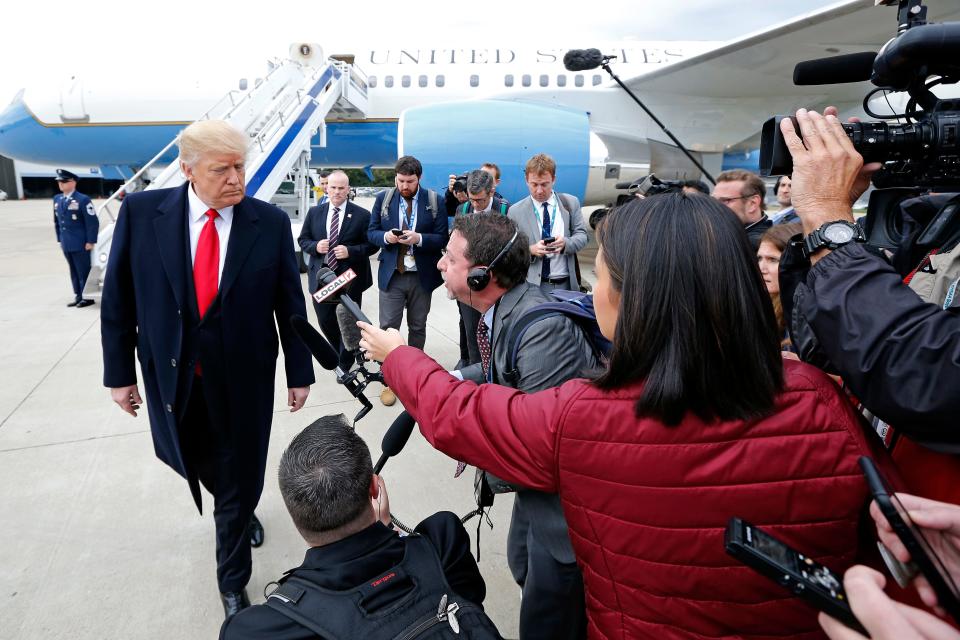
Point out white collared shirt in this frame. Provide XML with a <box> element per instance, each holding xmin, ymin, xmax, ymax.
<box><xmin>187</xmin><ymin>184</ymin><xmax>235</xmax><ymax>284</ymax></box>
<box><xmin>326</xmin><ymin>200</ymin><xmax>347</xmax><ymax>239</ymax></box>
<box><xmin>531</xmin><ymin>192</ymin><xmax>567</xmax><ymax>278</ymax></box>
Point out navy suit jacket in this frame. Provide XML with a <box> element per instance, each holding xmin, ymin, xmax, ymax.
<box><xmin>54</xmin><ymin>191</ymin><xmax>99</xmax><ymax>252</ymax></box>
<box><xmin>366</xmin><ymin>187</ymin><xmax>448</xmax><ymax>292</ymax></box>
<box><xmin>297</xmin><ymin>200</ymin><xmax>376</xmax><ymax>295</ymax></box>
<box><xmin>101</xmin><ymin>183</ymin><xmax>315</xmax><ymax>511</ymax></box>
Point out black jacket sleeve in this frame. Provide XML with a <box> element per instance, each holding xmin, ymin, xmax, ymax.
<box><xmin>793</xmin><ymin>242</ymin><xmax>960</xmax><ymax>438</ymax></box>
<box><xmin>416</xmin><ymin>511</ymin><xmax>486</xmax><ymax>606</ymax></box>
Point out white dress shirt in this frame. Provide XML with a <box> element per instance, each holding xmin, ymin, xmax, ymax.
<box><xmin>187</xmin><ymin>184</ymin><xmax>235</xmax><ymax>285</ymax></box>
<box><xmin>326</xmin><ymin>200</ymin><xmax>346</xmax><ymax>239</ymax></box>
<box><xmin>531</xmin><ymin>192</ymin><xmax>568</xmax><ymax>279</ymax></box>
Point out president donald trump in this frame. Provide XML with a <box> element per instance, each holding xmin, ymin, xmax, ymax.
<box><xmin>101</xmin><ymin>120</ymin><xmax>314</xmax><ymax>619</ymax></box>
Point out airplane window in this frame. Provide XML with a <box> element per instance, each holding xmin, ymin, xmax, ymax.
<box><xmin>593</xmin><ymin>75</ymin><xmax>602</xmax><ymax>86</ymax></box>
<box><xmin>540</xmin><ymin>75</ymin><xmax>549</xmax><ymax>87</ymax></box>
<box><xmin>419</xmin><ymin>75</ymin><xmax>428</xmax><ymax>88</ymax></box>
<box><xmin>504</xmin><ymin>74</ymin><xmax>514</xmax><ymax>87</ymax></box>
<box><xmin>402</xmin><ymin>75</ymin><xmax>411</xmax><ymax>88</ymax></box>
<box><xmin>368</xmin><ymin>76</ymin><xmax>377</xmax><ymax>88</ymax></box>
<box><xmin>239</xmin><ymin>78</ymin><xmax>248</xmax><ymax>91</ymax></box>
<box><xmin>470</xmin><ymin>75</ymin><xmax>479</xmax><ymax>87</ymax></box>
<box><xmin>385</xmin><ymin>75</ymin><xmax>394</xmax><ymax>88</ymax></box>
<box><xmin>436</xmin><ymin>75</ymin><xmax>445</xmax><ymax>87</ymax></box>
<box><xmin>522</xmin><ymin>74</ymin><xmax>531</xmax><ymax>87</ymax></box>
<box><xmin>557</xmin><ymin>75</ymin><xmax>566</xmax><ymax>88</ymax></box>
<box><xmin>575</xmin><ymin>75</ymin><xmax>584</xmax><ymax>87</ymax></box>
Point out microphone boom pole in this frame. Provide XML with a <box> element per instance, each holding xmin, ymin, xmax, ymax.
<box><xmin>597</xmin><ymin>58</ymin><xmax>716</xmax><ymax>185</ymax></box>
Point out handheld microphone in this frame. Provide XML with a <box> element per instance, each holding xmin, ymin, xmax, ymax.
<box><xmin>314</xmin><ymin>267</ymin><xmax>373</xmax><ymax>325</ymax></box>
<box><xmin>792</xmin><ymin>52</ymin><xmax>876</xmax><ymax>85</ymax></box>
<box><xmin>290</xmin><ymin>315</ymin><xmax>374</xmax><ymax>422</ymax></box>
<box><xmin>373</xmin><ymin>411</ymin><xmax>417</xmax><ymax>474</ymax></box>
<box><xmin>562</xmin><ymin>48</ymin><xmax>614</xmax><ymax>72</ymax></box>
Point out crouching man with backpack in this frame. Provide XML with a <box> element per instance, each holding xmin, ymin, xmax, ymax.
<box><xmin>220</xmin><ymin>415</ymin><xmax>500</xmax><ymax>640</ymax></box>
<box><xmin>439</xmin><ymin>214</ymin><xmax>602</xmax><ymax>640</ymax></box>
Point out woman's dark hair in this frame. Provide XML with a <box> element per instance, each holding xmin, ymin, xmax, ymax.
<box><xmin>594</xmin><ymin>192</ymin><xmax>784</xmax><ymax>425</ymax></box>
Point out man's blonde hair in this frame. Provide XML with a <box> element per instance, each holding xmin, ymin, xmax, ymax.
<box><xmin>525</xmin><ymin>153</ymin><xmax>557</xmax><ymax>178</ymax></box>
<box><xmin>178</xmin><ymin>120</ymin><xmax>248</xmax><ymax>168</ymax></box>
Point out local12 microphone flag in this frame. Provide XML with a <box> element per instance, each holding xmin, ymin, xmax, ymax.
<box><xmin>314</xmin><ymin>268</ymin><xmax>357</xmax><ymax>304</ymax></box>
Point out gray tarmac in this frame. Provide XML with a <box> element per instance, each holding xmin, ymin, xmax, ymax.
<box><xmin>0</xmin><ymin>196</ymin><xmax>597</xmax><ymax>639</ymax></box>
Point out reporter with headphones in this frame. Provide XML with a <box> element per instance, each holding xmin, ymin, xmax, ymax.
<box><xmin>439</xmin><ymin>213</ymin><xmax>599</xmax><ymax>640</ymax></box>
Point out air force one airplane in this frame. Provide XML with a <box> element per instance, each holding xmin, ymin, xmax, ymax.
<box><xmin>0</xmin><ymin>0</ymin><xmax>957</xmax><ymax>205</ymax></box>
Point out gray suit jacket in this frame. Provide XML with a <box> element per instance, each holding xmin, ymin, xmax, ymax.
<box><xmin>460</xmin><ymin>282</ymin><xmax>598</xmax><ymax>562</ymax></box>
<box><xmin>508</xmin><ymin>193</ymin><xmax>589</xmax><ymax>291</ymax></box>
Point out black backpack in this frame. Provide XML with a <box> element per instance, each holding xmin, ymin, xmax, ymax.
<box><xmin>265</xmin><ymin>534</ymin><xmax>503</xmax><ymax>640</ymax></box>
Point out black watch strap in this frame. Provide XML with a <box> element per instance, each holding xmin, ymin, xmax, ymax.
<box><xmin>802</xmin><ymin>220</ymin><xmax>864</xmax><ymax>258</ymax></box>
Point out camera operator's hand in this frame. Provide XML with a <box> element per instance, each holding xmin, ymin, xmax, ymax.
<box><xmin>358</xmin><ymin>321</ymin><xmax>405</xmax><ymax>362</ymax></box>
<box><xmin>871</xmin><ymin>494</ymin><xmax>960</xmax><ymax>611</ymax></box>
<box><xmin>448</xmin><ymin>174</ymin><xmax>456</xmax><ymax>190</ymax></box>
<box><xmin>780</xmin><ymin>108</ymin><xmax>863</xmax><ymax>229</ymax></box>
<box><xmin>823</xmin><ymin>106</ymin><xmax>883</xmax><ymax>206</ymax></box>
<box><xmin>819</xmin><ymin>566</ymin><xmax>960</xmax><ymax>640</ymax></box>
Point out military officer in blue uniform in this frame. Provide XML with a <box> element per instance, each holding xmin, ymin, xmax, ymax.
<box><xmin>54</xmin><ymin>169</ymin><xmax>99</xmax><ymax>307</ymax></box>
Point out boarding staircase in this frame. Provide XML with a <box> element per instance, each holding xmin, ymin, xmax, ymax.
<box><xmin>84</xmin><ymin>44</ymin><xmax>369</xmax><ymax>296</ymax></box>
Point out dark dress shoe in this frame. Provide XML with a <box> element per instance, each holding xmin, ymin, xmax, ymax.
<box><xmin>249</xmin><ymin>513</ymin><xmax>264</xmax><ymax>548</ymax></box>
<box><xmin>75</xmin><ymin>299</ymin><xmax>95</xmax><ymax>308</ymax></box>
<box><xmin>67</xmin><ymin>300</ymin><xmax>79</xmax><ymax>307</ymax></box>
<box><xmin>220</xmin><ymin>589</ymin><xmax>250</xmax><ymax>620</ymax></box>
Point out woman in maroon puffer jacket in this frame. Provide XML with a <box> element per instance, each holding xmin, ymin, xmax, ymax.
<box><xmin>360</xmin><ymin>194</ymin><xmax>884</xmax><ymax>639</ymax></box>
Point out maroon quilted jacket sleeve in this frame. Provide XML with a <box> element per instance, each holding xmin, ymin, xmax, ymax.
<box><xmin>383</xmin><ymin>346</ymin><xmax>583</xmax><ymax>492</ymax></box>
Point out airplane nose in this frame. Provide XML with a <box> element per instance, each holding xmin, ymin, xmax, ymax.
<box><xmin>0</xmin><ymin>90</ymin><xmax>37</xmax><ymax>160</ymax></box>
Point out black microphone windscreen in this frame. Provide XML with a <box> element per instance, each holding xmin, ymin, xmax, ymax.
<box><xmin>290</xmin><ymin>315</ymin><xmax>340</xmax><ymax>371</ymax></box>
<box><xmin>381</xmin><ymin>411</ymin><xmax>417</xmax><ymax>458</ymax></box>
<box><xmin>315</xmin><ymin>266</ymin><xmax>337</xmax><ymax>286</ymax></box>
<box><xmin>336</xmin><ymin>303</ymin><xmax>363</xmax><ymax>351</ymax></box>
<box><xmin>793</xmin><ymin>52</ymin><xmax>876</xmax><ymax>85</ymax></box>
<box><xmin>563</xmin><ymin>48</ymin><xmax>604</xmax><ymax>72</ymax></box>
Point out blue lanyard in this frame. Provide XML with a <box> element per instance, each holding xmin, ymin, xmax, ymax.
<box><xmin>399</xmin><ymin>194</ymin><xmax>417</xmax><ymax>229</ymax></box>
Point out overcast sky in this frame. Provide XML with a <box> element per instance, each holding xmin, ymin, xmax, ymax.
<box><xmin>0</xmin><ymin>0</ymin><xmax>846</xmax><ymax>104</ymax></box>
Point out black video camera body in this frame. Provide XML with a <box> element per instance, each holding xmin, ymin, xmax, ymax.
<box><xmin>452</xmin><ymin>174</ymin><xmax>469</xmax><ymax>194</ymax></box>
<box><xmin>760</xmin><ymin>1</ymin><xmax>960</xmax><ymax>250</ymax></box>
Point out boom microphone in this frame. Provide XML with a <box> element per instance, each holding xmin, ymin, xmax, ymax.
<box><xmin>314</xmin><ymin>267</ymin><xmax>373</xmax><ymax>324</ymax></box>
<box><xmin>373</xmin><ymin>411</ymin><xmax>417</xmax><ymax>474</ymax></box>
<box><xmin>563</xmin><ymin>48</ymin><xmax>610</xmax><ymax>72</ymax></box>
<box><xmin>792</xmin><ymin>52</ymin><xmax>877</xmax><ymax>85</ymax></box>
<box><xmin>290</xmin><ymin>315</ymin><xmax>374</xmax><ymax>422</ymax></box>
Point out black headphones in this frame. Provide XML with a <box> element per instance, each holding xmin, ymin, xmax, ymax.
<box><xmin>466</xmin><ymin>231</ymin><xmax>519</xmax><ymax>291</ymax></box>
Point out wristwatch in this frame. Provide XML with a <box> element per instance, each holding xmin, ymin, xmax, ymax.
<box><xmin>803</xmin><ymin>220</ymin><xmax>865</xmax><ymax>258</ymax></box>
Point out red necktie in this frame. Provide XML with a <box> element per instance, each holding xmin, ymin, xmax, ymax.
<box><xmin>194</xmin><ymin>208</ymin><xmax>220</xmax><ymax>318</ymax></box>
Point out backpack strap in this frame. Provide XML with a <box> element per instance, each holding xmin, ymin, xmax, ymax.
<box><xmin>426</xmin><ymin>189</ymin><xmax>438</xmax><ymax>221</ymax></box>
<box><xmin>378</xmin><ymin>187</ymin><xmax>398</xmax><ymax>224</ymax></box>
<box><xmin>263</xmin><ymin>535</ymin><xmax>459</xmax><ymax>640</ymax></box>
<box><xmin>502</xmin><ymin>294</ymin><xmax>604</xmax><ymax>387</ymax></box>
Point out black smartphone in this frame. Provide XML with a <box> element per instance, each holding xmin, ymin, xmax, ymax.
<box><xmin>725</xmin><ymin>517</ymin><xmax>867</xmax><ymax>635</ymax></box>
<box><xmin>542</xmin><ymin>236</ymin><xmax>556</xmax><ymax>244</ymax></box>
<box><xmin>390</xmin><ymin>228</ymin><xmax>404</xmax><ymax>236</ymax></box>
<box><xmin>859</xmin><ymin>456</ymin><xmax>960</xmax><ymax>622</ymax></box>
